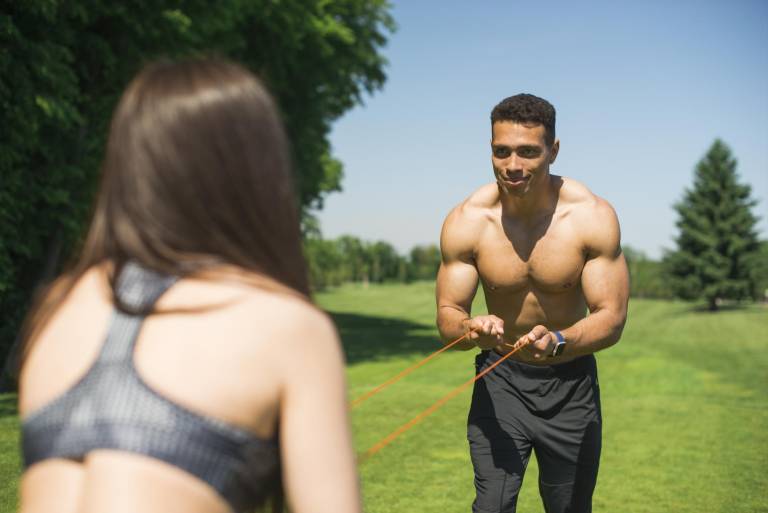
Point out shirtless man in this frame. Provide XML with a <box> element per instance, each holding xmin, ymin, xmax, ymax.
<box><xmin>436</xmin><ymin>94</ymin><xmax>629</xmax><ymax>513</ymax></box>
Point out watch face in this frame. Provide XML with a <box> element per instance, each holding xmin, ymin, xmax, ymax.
<box><xmin>553</xmin><ymin>342</ymin><xmax>566</xmax><ymax>357</ymax></box>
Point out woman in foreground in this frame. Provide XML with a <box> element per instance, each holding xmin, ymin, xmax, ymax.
<box><xmin>17</xmin><ymin>58</ymin><xmax>360</xmax><ymax>513</ymax></box>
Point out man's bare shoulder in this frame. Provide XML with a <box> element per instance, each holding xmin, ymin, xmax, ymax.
<box><xmin>557</xmin><ymin>176</ymin><xmax>621</xmax><ymax>255</ymax></box>
<box><xmin>441</xmin><ymin>183</ymin><xmax>499</xmax><ymax>258</ymax></box>
<box><xmin>446</xmin><ymin>183</ymin><xmax>499</xmax><ymax>224</ymax></box>
<box><xmin>557</xmin><ymin>176</ymin><xmax>615</xmax><ymax>217</ymax></box>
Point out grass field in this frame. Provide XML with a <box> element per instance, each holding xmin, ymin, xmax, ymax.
<box><xmin>1</xmin><ymin>282</ymin><xmax>767</xmax><ymax>512</ymax></box>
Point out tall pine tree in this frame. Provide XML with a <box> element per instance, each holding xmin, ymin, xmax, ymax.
<box><xmin>665</xmin><ymin>139</ymin><xmax>760</xmax><ymax>310</ymax></box>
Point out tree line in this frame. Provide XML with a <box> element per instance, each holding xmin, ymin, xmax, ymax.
<box><xmin>306</xmin><ymin>140</ymin><xmax>767</xmax><ymax>311</ymax></box>
<box><xmin>304</xmin><ymin>236</ymin><xmax>441</xmax><ymax>289</ymax></box>
<box><xmin>304</xmin><ymin>238</ymin><xmax>768</xmax><ymax>303</ymax></box>
<box><xmin>623</xmin><ymin>243</ymin><xmax>767</xmax><ymax>303</ymax></box>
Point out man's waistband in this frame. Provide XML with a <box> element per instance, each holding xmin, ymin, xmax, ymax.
<box><xmin>478</xmin><ymin>349</ymin><xmax>596</xmax><ymax>379</ymax></box>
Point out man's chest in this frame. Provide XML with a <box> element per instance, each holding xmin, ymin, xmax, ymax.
<box><xmin>475</xmin><ymin>220</ymin><xmax>586</xmax><ymax>294</ymax></box>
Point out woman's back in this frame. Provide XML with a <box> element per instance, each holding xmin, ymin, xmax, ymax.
<box><xmin>17</xmin><ymin>57</ymin><xmax>360</xmax><ymax>513</ymax></box>
<box><xmin>19</xmin><ymin>265</ymin><xmax>358</xmax><ymax>513</ymax></box>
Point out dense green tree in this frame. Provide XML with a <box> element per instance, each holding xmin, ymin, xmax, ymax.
<box><xmin>0</xmin><ymin>0</ymin><xmax>394</xmax><ymax>362</ymax></box>
<box><xmin>303</xmin><ymin>235</ymin><xmax>406</xmax><ymax>290</ymax></box>
<box><xmin>407</xmin><ymin>244</ymin><xmax>441</xmax><ymax>281</ymax></box>
<box><xmin>664</xmin><ymin>140</ymin><xmax>761</xmax><ymax>310</ymax></box>
<box><xmin>367</xmin><ymin>241</ymin><xmax>401</xmax><ymax>283</ymax></box>
<box><xmin>304</xmin><ymin>237</ymin><xmax>346</xmax><ymax>290</ymax></box>
<box><xmin>336</xmin><ymin>235</ymin><xmax>370</xmax><ymax>282</ymax></box>
<box><xmin>748</xmin><ymin>240</ymin><xmax>768</xmax><ymax>302</ymax></box>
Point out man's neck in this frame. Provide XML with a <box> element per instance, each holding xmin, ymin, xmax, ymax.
<box><xmin>499</xmin><ymin>175</ymin><xmax>557</xmax><ymax>223</ymax></box>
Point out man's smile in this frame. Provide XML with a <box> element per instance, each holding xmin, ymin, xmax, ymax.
<box><xmin>501</xmin><ymin>174</ymin><xmax>531</xmax><ymax>187</ymax></box>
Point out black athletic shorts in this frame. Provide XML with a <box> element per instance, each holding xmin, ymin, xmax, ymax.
<box><xmin>467</xmin><ymin>350</ymin><xmax>602</xmax><ymax>513</ymax></box>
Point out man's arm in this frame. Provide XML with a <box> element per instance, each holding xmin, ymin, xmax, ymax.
<box><xmin>436</xmin><ymin>206</ymin><xmax>505</xmax><ymax>351</ymax></box>
<box><xmin>522</xmin><ymin>199</ymin><xmax>629</xmax><ymax>361</ymax></box>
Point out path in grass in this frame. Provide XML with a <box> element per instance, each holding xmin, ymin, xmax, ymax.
<box><xmin>0</xmin><ymin>283</ymin><xmax>766</xmax><ymax>513</ymax></box>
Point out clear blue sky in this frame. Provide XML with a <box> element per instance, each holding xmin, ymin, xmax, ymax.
<box><xmin>317</xmin><ymin>0</ymin><xmax>768</xmax><ymax>259</ymax></box>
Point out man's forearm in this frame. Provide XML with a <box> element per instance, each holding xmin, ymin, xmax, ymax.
<box><xmin>437</xmin><ymin>305</ymin><xmax>475</xmax><ymax>351</ymax></box>
<box><xmin>558</xmin><ymin>308</ymin><xmax>626</xmax><ymax>358</ymax></box>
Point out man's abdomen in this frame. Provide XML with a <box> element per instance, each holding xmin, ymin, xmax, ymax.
<box><xmin>482</xmin><ymin>285</ymin><xmax>587</xmax><ymax>363</ymax></box>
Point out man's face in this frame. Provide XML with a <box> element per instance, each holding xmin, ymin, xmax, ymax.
<box><xmin>491</xmin><ymin>121</ymin><xmax>559</xmax><ymax>197</ymax></box>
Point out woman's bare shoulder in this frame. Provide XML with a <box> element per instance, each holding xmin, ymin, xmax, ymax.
<box><xmin>179</xmin><ymin>272</ymin><xmax>339</xmax><ymax>354</ymax></box>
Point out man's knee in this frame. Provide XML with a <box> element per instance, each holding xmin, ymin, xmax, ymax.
<box><xmin>472</xmin><ymin>472</ymin><xmax>524</xmax><ymax>513</ymax></box>
<box><xmin>538</xmin><ymin>470</ymin><xmax>597</xmax><ymax>513</ymax></box>
<box><xmin>468</xmin><ymin>420</ymin><xmax>530</xmax><ymax>513</ymax></box>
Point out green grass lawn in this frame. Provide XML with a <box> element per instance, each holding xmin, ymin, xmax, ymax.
<box><xmin>0</xmin><ymin>394</ymin><xmax>19</xmax><ymax>512</ymax></box>
<box><xmin>1</xmin><ymin>283</ymin><xmax>766</xmax><ymax>512</ymax></box>
<box><xmin>323</xmin><ymin>282</ymin><xmax>768</xmax><ymax>513</ymax></box>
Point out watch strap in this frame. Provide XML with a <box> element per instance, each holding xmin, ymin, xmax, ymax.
<box><xmin>551</xmin><ymin>331</ymin><xmax>566</xmax><ymax>357</ymax></box>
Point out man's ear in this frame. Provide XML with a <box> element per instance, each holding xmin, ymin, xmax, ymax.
<box><xmin>549</xmin><ymin>138</ymin><xmax>560</xmax><ymax>164</ymax></box>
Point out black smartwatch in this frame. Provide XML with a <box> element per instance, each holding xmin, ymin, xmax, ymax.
<box><xmin>550</xmin><ymin>331</ymin><xmax>566</xmax><ymax>358</ymax></box>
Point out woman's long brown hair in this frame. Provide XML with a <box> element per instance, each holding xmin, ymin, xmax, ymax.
<box><xmin>18</xmin><ymin>56</ymin><xmax>308</xmax><ymax>512</ymax></box>
<box><xmin>18</xmin><ymin>57</ymin><xmax>310</xmax><ymax>368</ymax></box>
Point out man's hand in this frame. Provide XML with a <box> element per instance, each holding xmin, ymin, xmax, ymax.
<box><xmin>464</xmin><ymin>315</ymin><xmax>505</xmax><ymax>350</ymax></box>
<box><xmin>518</xmin><ymin>325</ymin><xmax>557</xmax><ymax>361</ymax></box>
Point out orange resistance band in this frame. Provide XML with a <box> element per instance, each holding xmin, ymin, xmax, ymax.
<box><xmin>350</xmin><ymin>328</ymin><xmax>478</xmax><ymax>409</ymax></box>
<box><xmin>358</xmin><ymin>336</ymin><xmax>532</xmax><ymax>463</ymax></box>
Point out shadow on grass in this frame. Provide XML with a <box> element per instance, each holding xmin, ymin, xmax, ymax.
<box><xmin>329</xmin><ymin>312</ymin><xmax>444</xmax><ymax>365</ymax></box>
<box><xmin>0</xmin><ymin>394</ymin><xmax>17</xmax><ymax>419</ymax></box>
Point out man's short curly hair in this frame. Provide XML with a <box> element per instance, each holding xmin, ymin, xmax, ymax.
<box><xmin>490</xmin><ymin>94</ymin><xmax>556</xmax><ymax>146</ymax></box>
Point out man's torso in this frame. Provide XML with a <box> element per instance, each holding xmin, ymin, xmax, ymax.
<box><xmin>467</xmin><ymin>178</ymin><xmax>597</xmax><ymax>363</ymax></box>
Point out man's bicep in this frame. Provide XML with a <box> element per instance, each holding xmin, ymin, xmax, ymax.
<box><xmin>581</xmin><ymin>252</ymin><xmax>629</xmax><ymax>315</ymax></box>
<box><xmin>437</xmin><ymin>205</ymin><xmax>481</xmax><ymax>317</ymax></box>
<box><xmin>436</xmin><ymin>259</ymin><xmax>479</xmax><ymax>316</ymax></box>
<box><xmin>581</xmin><ymin>202</ymin><xmax>629</xmax><ymax>316</ymax></box>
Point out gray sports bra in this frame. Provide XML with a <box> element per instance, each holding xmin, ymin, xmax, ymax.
<box><xmin>21</xmin><ymin>262</ymin><xmax>281</xmax><ymax>512</ymax></box>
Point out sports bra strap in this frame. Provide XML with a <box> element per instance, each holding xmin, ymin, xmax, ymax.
<box><xmin>116</xmin><ymin>261</ymin><xmax>178</xmax><ymax>312</ymax></box>
<box><xmin>95</xmin><ymin>262</ymin><xmax>177</xmax><ymax>365</ymax></box>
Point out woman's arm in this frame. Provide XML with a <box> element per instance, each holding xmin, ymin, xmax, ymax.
<box><xmin>276</xmin><ymin>307</ymin><xmax>361</xmax><ymax>513</ymax></box>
